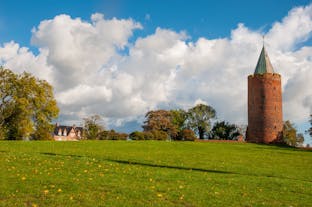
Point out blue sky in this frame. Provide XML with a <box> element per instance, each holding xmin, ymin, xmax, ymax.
<box><xmin>1</xmin><ymin>0</ymin><xmax>311</xmax><ymax>47</ymax></box>
<box><xmin>0</xmin><ymin>0</ymin><xmax>311</xmax><ymax>144</ymax></box>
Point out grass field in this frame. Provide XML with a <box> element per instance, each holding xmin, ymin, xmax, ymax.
<box><xmin>1</xmin><ymin>141</ymin><xmax>311</xmax><ymax>207</ymax></box>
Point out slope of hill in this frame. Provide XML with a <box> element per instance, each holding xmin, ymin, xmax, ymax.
<box><xmin>1</xmin><ymin>141</ymin><xmax>311</xmax><ymax>206</ymax></box>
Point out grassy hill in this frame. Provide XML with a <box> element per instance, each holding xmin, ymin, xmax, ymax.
<box><xmin>1</xmin><ymin>141</ymin><xmax>311</xmax><ymax>207</ymax></box>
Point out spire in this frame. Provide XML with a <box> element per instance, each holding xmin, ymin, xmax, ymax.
<box><xmin>254</xmin><ymin>46</ymin><xmax>274</xmax><ymax>74</ymax></box>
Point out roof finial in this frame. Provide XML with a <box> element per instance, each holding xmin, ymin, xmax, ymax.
<box><xmin>262</xmin><ymin>35</ymin><xmax>265</xmax><ymax>47</ymax></box>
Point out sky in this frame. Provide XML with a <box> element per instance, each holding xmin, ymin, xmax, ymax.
<box><xmin>0</xmin><ymin>0</ymin><xmax>311</xmax><ymax>144</ymax></box>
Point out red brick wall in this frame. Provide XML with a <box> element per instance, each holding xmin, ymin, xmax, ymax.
<box><xmin>247</xmin><ymin>73</ymin><xmax>283</xmax><ymax>143</ymax></box>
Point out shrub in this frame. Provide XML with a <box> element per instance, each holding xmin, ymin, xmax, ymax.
<box><xmin>143</xmin><ymin>131</ymin><xmax>154</xmax><ymax>140</ymax></box>
<box><xmin>177</xmin><ymin>129</ymin><xmax>197</xmax><ymax>141</ymax></box>
<box><xmin>150</xmin><ymin>130</ymin><xmax>168</xmax><ymax>140</ymax></box>
<box><xmin>98</xmin><ymin>130</ymin><xmax>128</xmax><ymax>140</ymax></box>
<box><xmin>129</xmin><ymin>131</ymin><xmax>145</xmax><ymax>140</ymax></box>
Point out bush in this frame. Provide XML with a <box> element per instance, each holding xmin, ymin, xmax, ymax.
<box><xmin>177</xmin><ymin>129</ymin><xmax>197</xmax><ymax>141</ymax></box>
<box><xmin>209</xmin><ymin>121</ymin><xmax>241</xmax><ymax>140</ymax></box>
<box><xmin>150</xmin><ymin>130</ymin><xmax>168</xmax><ymax>140</ymax></box>
<box><xmin>143</xmin><ymin>131</ymin><xmax>154</xmax><ymax>140</ymax></box>
<box><xmin>98</xmin><ymin>130</ymin><xmax>128</xmax><ymax>140</ymax></box>
<box><xmin>129</xmin><ymin>131</ymin><xmax>145</xmax><ymax>140</ymax></box>
<box><xmin>129</xmin><ymin>130</ymin><xmax>168</xmax><ymax>140</ymax></box>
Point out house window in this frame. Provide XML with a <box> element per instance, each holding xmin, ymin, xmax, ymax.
<box><xmin>58</xmin><ymin>129</ymin><xmax>62</xmax><ymax>136</ymax></box>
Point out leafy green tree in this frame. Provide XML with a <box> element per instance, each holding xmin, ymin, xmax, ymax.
<box><xmin>83</xmin><ymin>115</ymin><xmax>104</xmax><ymax>139</ymax></box>
<box><xmin>283</xmin><ymin>120</ymin><xmax>304</xmax><ymax>147</ymax></box>
<box><xmin>186</xmin><ymin>104</ymin><xmax>216</xmax><ymax>139</ymax></box>
<box><xmin>209</xmin><ymin>121</ymin><xmax>241</xmax><ymax>140</ymax></box>
<box><xmin>170</xmin><ymin>109</ymin><xmax>187</xmax><ymax>131</ymax></box>
<box><xmin>0</xmin><ymin>67</ymin><xmax>59</xmax><ymax>140</ymax></box>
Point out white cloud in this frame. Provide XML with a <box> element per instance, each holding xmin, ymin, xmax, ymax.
<box><xmin>267</xmin><ymin>4</ymin><xmax>312</xmax><ymax>51</ymax></box>
<box><xmin>0</xmin><ymin>41</ymin><xmax>52</xmax><ymax>81</ymax></box>
<box><xmin>31</xmin><ymin>14</ymin><xmax>142</xmax><ymax>91</ymax></box>
<box><xmin>0</xmin><ymin>4</ymin><xmax>311</xmax><ymax>133</ymax></box>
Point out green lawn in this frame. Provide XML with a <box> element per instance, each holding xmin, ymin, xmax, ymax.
<box><xmin>1</xmin><ymin>141</ymin><xmax>311</xmax><ymax>207</ymax></box>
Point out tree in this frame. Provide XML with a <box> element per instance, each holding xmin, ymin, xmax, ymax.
<box><xmin>142</xmin><ymin>110</ymin><xmax>177</xmax><ymax>139</ymax></box>
<box><xmin>170</xmin><ymin>109</ymin><xmax>187</xmax><ymax>132</ymax></box>
<box><xmin>283</xmin><ymin>120</ymin><xmax>304</xmax><ymax>147</ymax></box>
<box><xmin>186</xmin><ymin>104</ymin><xmax>216</xmax><ymax>139</ymax></box>
<box><xmin>209</xmin><ymin>121</ymin><xmax>241</xmax><ymax>140</ymax></box>
<box><xmin>0</xmin><ymin>67</ymin><xmax>59</xmax><ymax>140</ymax></box>
<box><xmin>83</xmin><ymin>115</ymin><xmax>104</xmax><ymax>139</ymax></box>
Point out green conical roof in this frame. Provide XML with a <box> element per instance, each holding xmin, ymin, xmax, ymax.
<box><xmin>254</xmin><ymin>46</ymin><xmax>274</xmax><ymax>74</ymax></box>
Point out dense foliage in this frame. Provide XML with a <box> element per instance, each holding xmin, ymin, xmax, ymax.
<box><xmin>186</xmin><ymin>104</ymin><xmax>216</xmax><ymax>139</ymax></box>
<box><xmin>283</xmin><ymin>120</ymin><xmax>304</xmax><ymax>147</ymax></box>
<box><xmin>209</xmin><ymin>121</ymin><xmax>241</xmax><ymax>140</ymax></box>
<box><xmin>129</xmin><ymin>130</ymin><xmax>168</xmax><ymax>140</ymax></box>
<box><xmin>142</xmin><ymin>110</ymin><xmax>178</xmax><ymax>139</ymax></box>
<box><xmin>0</xmin><ymin>67</ymin><xmax>59</xmax><ymax>140</ymax></box>
<box><xmin>98</xmin><ymin>130</ymin><xmax>128</xmax><ymax>140</ymax></box>
<box><xmin>176</xmin><ymin>129</ymin><xmax>197</xmax><ymax>141</ymax></box>
<box><xmin>141</xmin><ymin>104</ymin><xmax>217</xmax><ymax>140</ymax></box>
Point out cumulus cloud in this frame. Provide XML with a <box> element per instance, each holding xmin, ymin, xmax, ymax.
<box><xmin>0</xmin><ymin>4</ymin><xmax>311</xmax><ymax>132</ymax></box>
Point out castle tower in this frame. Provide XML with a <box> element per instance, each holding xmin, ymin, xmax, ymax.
<box><xmin>246</xmin><ymin>46</ymin><xmax>283</xmax><ymax>143</ymax></box>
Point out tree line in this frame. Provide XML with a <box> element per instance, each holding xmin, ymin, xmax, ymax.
<box><xmin>83</xmin><ymin>104</ymin><xmax>244</xmax><ymax>141</ymax></box>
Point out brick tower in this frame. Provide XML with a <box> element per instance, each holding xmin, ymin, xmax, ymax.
<box><xmin>246</xmin><ymin>46</ymin><xmax>283</xmax><ymax>143</ymax></box>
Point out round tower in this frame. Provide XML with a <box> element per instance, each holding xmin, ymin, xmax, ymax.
<box><xmin>246</xmin><ymin>46</ymin><xmax>283</xmax><ymax>143</ymax></box>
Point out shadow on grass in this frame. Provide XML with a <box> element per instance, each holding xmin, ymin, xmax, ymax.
<box><xmin>39</xmin><ymin>151</ymin><xmax>312</xmax><ymax>183</ymax></box>
<box><xmin>40</xmin><ymin>152</ymin><xmax>83</xmax><ymax>157</ymax></box>
<box><xmin>40</xmin><ymin>152</ymin><xmax>235</xmax><ymax>174</ymax></box>
<box><xmin>106</xmin><ymin>158</ymin><xmax>236</xmax><ymax>175</ymax></box>
<box><xmin>251</xmin><ymin>143</ymin><xmax>312</xmax><ymax>152</ymax></box>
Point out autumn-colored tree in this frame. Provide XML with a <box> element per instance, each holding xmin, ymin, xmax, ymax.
<box><xmin>177</xmin><ymin>129</ymin><xmax>197</xmax><ymax>141</ymax></box>
<box><xmin>186</xmin><ymin>104</ymin><xmax>216</xmax><ymax>139</ymax></box>
<box><xmin>0</xmin><ymin>67</ymin><xmax>59</xmax><ymax>140</ymax></box>
<box><xmin>283</xmin><ymin>120</ymin><xmax>304</xmax><ymax>147</ymax></box>
<box><xmin>0</xmin><ymin>68</ymin><xmax>17</xmax><ymax>139</ymax></box>
<box><xmin>142</xmin><ymin>110</ymin><xmax>177</xmax><ymax>139</ymax></box>
<box><xmin>209</xmin><ymin>121</ymin><xmax>241</xmax><ymax>140</ymax></box>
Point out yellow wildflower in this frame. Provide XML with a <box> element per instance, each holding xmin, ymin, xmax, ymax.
<box><xmin>157</xmin><ymin>193</ymin><xmax>163</xmax><ymax>198</ymax></box>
